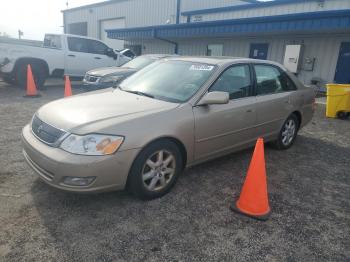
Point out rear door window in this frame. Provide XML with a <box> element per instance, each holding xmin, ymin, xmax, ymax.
<box><xmin>254</xmin><ymin>64</ymin><xmax>296</xmax><ymax>95</ymax></box>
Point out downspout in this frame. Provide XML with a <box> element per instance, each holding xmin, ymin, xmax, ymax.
<box><xmin>152</xmin><ymin>0</ymin><xmax>180</xmax><ymax>54</ymax></box>
<box><xmin>176</xmin><ymin>0</ymin><xmax>181</xmax><ymax>24</ymax></box>
<box><xmin>154</xmin><ymin>35</ymin><xmax>178</xmax><ymax>54</ymax></box>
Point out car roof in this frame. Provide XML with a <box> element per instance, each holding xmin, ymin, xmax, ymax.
<box><xmin>165</xmin><ymin>56</ymin><xmax>286</xmax><ymax>69</ymax></box>
<box><xmin>140</xmin><ymin>54</ymin><xmax>178</xmax><ymax>59</ymax></box>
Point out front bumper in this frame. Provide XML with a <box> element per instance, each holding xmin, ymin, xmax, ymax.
<box><xmin>21</xmin><ymin>124</ymin><xmax>140</xmax><ymax>193</ymax></box>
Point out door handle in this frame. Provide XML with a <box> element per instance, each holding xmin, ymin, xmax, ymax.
<box><xmin>68</xmin><ymin>54</ymin><xmax>76</xmax><ymax>57</ymax></box>
<box><xmin>94</xmin><ymin>57</ymin><xmax>102</xmax><ymax>60</ymax></box>
<box><xmin>246</xmin><ymin>109</ymin><xmax>253</xmax><ymax>113</ymax></box>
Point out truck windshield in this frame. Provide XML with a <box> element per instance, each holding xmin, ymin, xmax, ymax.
<box><xmin>123</xmin><ymin>56</ymin><xmax>156</xmax><ymax>70</ymax></box>
<box><xmin>119</xmin><ymin>60</ymin><xmax>216</xmax><ymax>103</ymax></box>
<box><xmin>43</xmin><ymin>35</ymin><xmax>61</xmax><ymax>49</ymax></box>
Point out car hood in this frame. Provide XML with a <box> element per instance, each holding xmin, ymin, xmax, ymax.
<box><xmin>36</xmin><ymin>89</ymin><xmax>179</xmax><ymax>132</ymax></box>
<box><xmin>87</xmin><ymin>67</ymin><xmax>137</xmax><ymax>77</ymax></box>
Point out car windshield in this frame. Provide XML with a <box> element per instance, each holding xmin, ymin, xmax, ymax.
<box><xmin>119</xmin><ymin>60</ymin><xmax>216</xmax><ymax>103</ymax></box>
<box><xmin>123</xmin><ymin>56</ymin><xmax>156</xmax><ymax>70</ymax></box>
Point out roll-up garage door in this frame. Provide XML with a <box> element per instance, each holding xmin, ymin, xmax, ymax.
<box><xmin>100</xmin><ymin>18</ymin><xmax>125</xmax><ymax>50</ymax></box>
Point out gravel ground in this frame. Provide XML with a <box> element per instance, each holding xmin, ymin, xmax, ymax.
<box><xmin>0</xmin><ymin>80</ymin><xmax>349</xmax><ymax>262</ymax></box>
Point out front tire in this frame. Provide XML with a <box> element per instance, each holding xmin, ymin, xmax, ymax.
<box><xmin>271</xmin><ymin>114</ymin><xmax>299</xmax><ymax>150</ymax></box>
<box><xmin>127</xmin><ymin>139</ymin><xmax>183</xmax><ymax>200</ymax></box>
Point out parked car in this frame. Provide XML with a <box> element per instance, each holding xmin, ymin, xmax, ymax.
<box><xmin>119</xmin><ymin>49</ymin><xmax>136</xmax><ymax>59</ymax></box>
<box><xmin>0</xmin><ymin>34</ymin><xmax>131</xmax><ymax>88</ymax></box>
<box><xmin>83</xmin><ymin>54</ymin><xmax>174</xmax><ymax>90</ymax></box>
<box><xmin>22</xmin><ymin>57</ymin><xmax>315</xmax><ymax>199</ymax></box>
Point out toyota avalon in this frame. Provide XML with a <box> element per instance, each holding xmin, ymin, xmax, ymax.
<box><xmin>22</xmin><ymin>57</ymin><xmax>315</xmax><ymax>199</ymax></box>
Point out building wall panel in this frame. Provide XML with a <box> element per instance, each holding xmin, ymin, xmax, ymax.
<box><xmin>175</xmin><ymin>34</ymin><xmax>350</xmax><ymax>84</ymax></box>
<box><xmin>184</xmin><ymin>0</ymin><xmax>350</xmax><ymax>23</ymax></box>
<box><xmin>65</xmin><ymin>0</ymin><xmax>176</xmax><ymax>39</ymax></box>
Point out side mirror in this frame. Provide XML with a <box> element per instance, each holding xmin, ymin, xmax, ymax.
<box><xmin>197</xmin><ymin>91</ymin><xmax>229</xmax><ymax>106</ymax></box>
<box><xmin>106</xmin><ymin>48</ymin><xmax>119</xmax><ymax>60</ymax></box>
<box><xmin>105</xmin><ymin>48</ymin><xmax>114</xmax><ymax>56</ymax></box>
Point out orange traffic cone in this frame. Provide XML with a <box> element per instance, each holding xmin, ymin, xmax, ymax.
<box><xmin>64</xmin><ymin>75</ymin><xmax>72</xmax><ymax>97</ymax></box>
<box><xmin>24</xmin><ymin>64</ymin><xmax>40</xmax><ymax>97</ymax></box>
<box><xmin>230</xmin><ymin>138</ymin><xmax>271</xmax><ymax>220</ymax></box>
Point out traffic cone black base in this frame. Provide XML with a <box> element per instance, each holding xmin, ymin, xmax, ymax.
<box><xmin>230</xmin><ymin>201</ymin><xmax>270</xmax><ymax>221</ymax></box>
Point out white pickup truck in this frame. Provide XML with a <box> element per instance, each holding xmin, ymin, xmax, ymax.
<box><xmin>0</xmin><ymin>34</ymin><xmax>131</xmax><ymax>88</ymax></box>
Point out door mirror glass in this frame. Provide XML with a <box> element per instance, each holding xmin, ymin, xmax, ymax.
<box><xmin>197</xmin><ymin>91</ymin><xmax>229</xmax><ymax>106</ymax></box>
<box><xmin>105</xmin><ymin>48</ymin><xmax>114</xmax><ymax>57</ymax></box>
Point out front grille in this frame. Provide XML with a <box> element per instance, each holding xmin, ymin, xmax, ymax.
<box><xmin>85</xmin><ymin>75</ymin><xmax>100</xmax><ymax>83</ymax></box>
<box><xmin>31</xmin><ymin>115</ymin><xmax>65</xmax><ymax>145</ymax></box>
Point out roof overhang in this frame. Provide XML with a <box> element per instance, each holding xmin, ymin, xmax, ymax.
<box><xmin>106</xmin><ymin>9</ymin><xmax>350</xmax><ymax>40</ymax></box>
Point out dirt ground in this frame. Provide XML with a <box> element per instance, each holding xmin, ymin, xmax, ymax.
<box><xmin>0</xmin><ymin>79</ymin><xmax>349</xmax><ymax>262</ymax></box>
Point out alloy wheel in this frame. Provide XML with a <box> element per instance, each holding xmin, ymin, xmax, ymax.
<box><xmin>142</xmin><ymin>150</ymin><xmax>176</xmax><ymax>192</ymax></box>
<box><xmin>281</xmin><ymin>119</ymin><xmax>296</xmax><ymax>146</ymax></box>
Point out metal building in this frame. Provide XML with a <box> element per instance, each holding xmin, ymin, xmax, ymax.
<box><xmin>63</xmin><ymin>0</ymin><xmax>350</xmax><ymax>85</ymax></box>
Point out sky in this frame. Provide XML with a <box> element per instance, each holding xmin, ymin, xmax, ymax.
<box><xmin>0</xmin><ymin>0</ymin><xmax>105</xmax><ymax>40</ymax></box>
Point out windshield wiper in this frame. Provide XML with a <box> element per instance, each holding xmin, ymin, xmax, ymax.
<box><xmin>122</xmin><ymin>89</ymin><xmax>154</xmax><ymax>98</ymax></box>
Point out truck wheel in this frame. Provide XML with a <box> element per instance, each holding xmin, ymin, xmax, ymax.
<box><xmin>15</xmin><ymin>63</ymin><xmax>47</xmax><ymax>89</ymax></box>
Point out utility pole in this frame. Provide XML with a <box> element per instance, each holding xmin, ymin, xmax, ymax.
<box><xmin>18</xmin><ymin>30</ymin><xmax>23</xmax><ymax>39</ymax></box>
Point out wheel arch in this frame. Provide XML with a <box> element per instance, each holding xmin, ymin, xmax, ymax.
<box><xmin>140</xmin><ymin>136</ymin><xmax>188</xmax><ymax>170</ymax></box>
<box><xmin>291</xmin><ymin>110</ymin><xmax>302</xmax><ymax>129</ymax></box>
<box><xmin>13</xmin><ymin>57</ymin><xmax>49</xmax><ymax>76</ymax></box>
<box><xmin>125</xmin><ymin>136</ymin><xmax>188</xmax><ymax>192</ymax></box>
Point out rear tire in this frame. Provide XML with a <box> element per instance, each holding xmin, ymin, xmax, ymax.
<box><xmin>15</xmin><ymin>63</ymin><xmax>47</xmax><ymax>89</ymax></box>
<box><xmin>127</xmin><ymin>139</ymin><xmax>183</xmax><ymax>200</ymax></box>
<box><xmin>271</xmin><ymin>114</ymin><xmax>299</xmax><ymax>150</ymax></box>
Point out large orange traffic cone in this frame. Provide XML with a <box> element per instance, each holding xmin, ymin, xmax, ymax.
<box><xmin>24</xmin><ymin>64</ymin><xmax>40</xmax><ymax>97</ymax></box>
<box><xmin>64</xmin><ymin>75</ymin><xmax>72</xmax><ymax>97</ymax></box>
<box><xmin>230</xmin><ymin>138</ymin><xmax>271</xmax><ymax>220</ymax></box>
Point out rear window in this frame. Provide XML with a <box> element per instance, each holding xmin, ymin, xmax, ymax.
<box><xmin>43</xmin><ymin>35</ymin><xmax>62</xmax><ymax>49</ymax></box>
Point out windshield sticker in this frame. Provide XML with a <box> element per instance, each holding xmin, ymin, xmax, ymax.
<box><xmin>190</xmin><ymin>65</ymin><xmax>214</xmax><ymax>71</ymax></box>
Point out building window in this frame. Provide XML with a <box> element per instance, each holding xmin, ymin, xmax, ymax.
<box><xmin>68</xmin><ymin>22</ymin><xmax>88</xmax><ymax>36</ymax></box>
<box><xmin>207</xmin><ymin>44</ymin><xmax>223</xmax><ymax>56</ymax></box>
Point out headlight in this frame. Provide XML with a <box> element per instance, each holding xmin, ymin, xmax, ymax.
<box><xmin>99</xmin><ymin>75</ymin><xmax>123</xmax><ymax>84</ymax></box>
<box><xmin>60</xmin><ymin>134</ymin><xmax>124</xmax><ymax>155</ymax></box>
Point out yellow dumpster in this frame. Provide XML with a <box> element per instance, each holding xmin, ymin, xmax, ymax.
<box><xmin>326</xmin><ymin>84</ymin><xmax>350</xmax><ymax>119</ymax></box>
